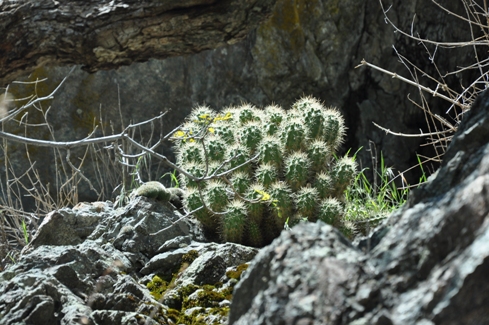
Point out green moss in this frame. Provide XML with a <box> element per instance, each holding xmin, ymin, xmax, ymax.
<box><xmin>225</xmin><ymin>263</ymin><xmax>249</xmax><ymax>280</ymax></box>
<box><xmin>178</xmin><ymin>283</ymin><xmax>200</xmax><ymax>298</ymax></box>
<box><xmin>146</xmin><ymin>275</ymin><xmax>168</xmax><ymax>301</ymax></box>
<box><xmin>183</xmin><ymin>285</ymin><xmax>226</xmax><ymax>309</ymax></box>
<box><xmin>181</xmin><ymin>250</ymin><xmax>199</xmax><ymax>264</ymax></box>
<box><xmin>135</xmin><ymin>181</ymin><xmax>172</xmax><ymax>201</ymax></box>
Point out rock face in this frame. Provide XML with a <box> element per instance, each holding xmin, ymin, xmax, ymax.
<box><xmin>0</xmin><ymin>195</ymin><xmax>258</xmax><ymax>325</ymax></box>
<box><xmin>228</xmin><ymin>90</ymin><xmax>489</xmax><ymax>324</ymax></box>
<box><xmin>0</xmin><ymin>0</ymin><xmax>278</xmax><ymax>83</ymax></box>
<box><xmin>2</xmin><ymin>0</ymin><xmax>479</xmax><ymax>207</ymax></box>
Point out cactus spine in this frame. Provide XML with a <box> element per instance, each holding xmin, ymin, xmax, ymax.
<box><xmin>173</xmin><ymin>97</ymin><xmax>357</xmax><ymax>247</ymax></box>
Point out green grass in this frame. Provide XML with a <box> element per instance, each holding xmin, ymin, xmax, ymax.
<box><xmin>343</xmin><ymin>152</ymin><xmax>412</xmax><ymax>237</ymax></box>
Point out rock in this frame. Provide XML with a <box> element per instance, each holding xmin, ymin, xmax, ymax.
<box><xmin>229</xmin><ymin>90</ymin><xmax>489</xmax><ymax>324</ymax></box>
<box><xmin>0</xmin><ymin>195</ymin><xmax>257</xmax><ymax>324</ymax></box>
<box><xmin>0</xmin><ymin>0</ymin><xmax>278</xmax><ymax>83</ymax></box>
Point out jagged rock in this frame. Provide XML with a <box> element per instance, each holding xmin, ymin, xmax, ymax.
<box><xmin>229</xmin><ymin>90</ymin><xmax>489</xmax><ymax>324</ymax></box>
<box><xmin>0</xmin><ymin>196</ymin><xmax>258</xmax><ymax>325</ymax></box>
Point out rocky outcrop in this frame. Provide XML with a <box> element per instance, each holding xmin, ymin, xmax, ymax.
<box><xmin>228</xmin><ymin>90</ymin><xmax>489</xmax><ymax>324</ymax></box>
<box><xmin>0</xmin><ymin>0</ymin><xmax>277</xmax><ymax>83</ymax></box>
<box><xmin>0</xmin><ymin>195</ymin><xmax>258</xmax><ymax>325</ymax></box>
<box><xmin>2</xmin><ymin>88</ymin><xmax>489</xmax><ymax>324</ymax></box>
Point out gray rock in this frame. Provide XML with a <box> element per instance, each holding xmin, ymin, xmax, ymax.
<box><xmin>228</xmin><ymin>90</ymin><xmax>489</xmax><ymax>324</ymax></box>
<box><xmin>0</xmin><ymin>193</ymin><xmax>258</xmax><ymax>325</ymax></box>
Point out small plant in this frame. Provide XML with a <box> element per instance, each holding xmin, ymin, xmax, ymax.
<box><xmin>343</xmin><ymin>149</ymin><xmax>410</xmax><ymax>237</ymax></box>
<box><xmin>172</xmin><ymin>96</ymin><xmax>357</xmax><ymax>246</ymax></box>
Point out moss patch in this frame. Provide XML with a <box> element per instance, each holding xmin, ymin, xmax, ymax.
<box><xmin>225</xmin><ymin>263</ymin><xmax>249</xmax><ymax>280</ymax></box>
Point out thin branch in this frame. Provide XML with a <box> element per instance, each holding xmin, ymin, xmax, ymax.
<box><xmin>356</xmin><ymin>59</ymin><xmax>469</xmax><ymax>110</ymax></box>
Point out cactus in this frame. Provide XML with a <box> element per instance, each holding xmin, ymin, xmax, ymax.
<box><xmin>172</xmin><ymin>97</ymin><xmax>358</xmax><ymax>247</ymax></box>
<box><xmin>212</xmin><ymin>119</ymin><xmax>235</xmax><ymax>145</ymax></box>
<box><xmin>264</xmin><ymin>105</ymin><xmax>285</xmax><ymax>135</ymax></box>
<box><xmin>294</xmin><ymin>187</ymin><xmax>319</xmax><ymax>221</ymax></box>
<box><xmin>307</xmin><ymin>139</ymin><xmax>331</xmax><ymax>174</ymax></box>
<box><xmin>237</xmin><ymin>104</ymin><xmax>263</xmax><ymax>124</ymax></box>
<box><xmin>222</xmin><ymin>200</ymin><xmax>247</xmax><ymax>243</ymax></box>
<box><xmin>246</xmin><ymin>183</ymin><xmax>267</xmax><ymax>224</ymax></box>
<box><xmin>284</xmin><ymin>151</ymin><xmax>311</xmax><ymax>191</ymax></box>
<box><xmin>238</xmin><ymin>121</ymin><xmax>263</xmax><ymax>153</ymax></box>
<box><xmin>184</xmin><ymin>187</ymin><xmax>214</xmax><ymax>228</ymax></box>
<box><xmin>280</xmin><ymin>118</ymin><xmax>307</xmax><ymax>152</ymax></box>
<box><xmin>314</xmin><ymin>171</ymin><xmax>333</xmax><ymax>199</ymax></box>
<box><xmin>330</xmin><ymin>156</ymin><xmax>357</xmax><ymax>197</ymax></box>
<box><xmin>257</xmin><ymin>136</ymin><xmax>283</xmax><ymax>170</ymax></box>
<box><xmin>225</xmin><ymin>144</ymin><xmax>251</xmax><ymax>174</ymax></box>
<box><xmin>323</xmin><ymin>109</ymin><xmax>346</xmax><ymax>149</ymax></box>
<box><xmin>204</xmin><ymin>180</ymin><xmax>229</xmax><ymax>213</ymax></box>
<box><xmin>203</xmin><ymin>136</ymin><xmax>226</xmax><ymax>162</ymax></box>
<box><xmin>189</xmin><ymin>105</ymin><xmax>217</xmax><ymax>126</ymax></box>
<box><xmin>255</xmin><ymin>163</ymin><xmax>278</xmax><ymax>188</ymax></box>
<box><xmin>179</xmin><ymin>162</ymin><xmax>206</xmax><ymax>189</ymax></box>
<box><xmin>318</xmin><ymin>198</ymin><xmax>343</xmax><ymax>226</ymax></box>
<box><xmin>293</xmin><ymin>96</ymin><xmax>327</xmax><ymax>139</ymax></box>
<box><xmin>176</xmin><ymin>141</ymin><xmax>203</xmax><ymax>165</ymax></box>
<box><xmin>230</xmin><ymin>171</ymin><xmax>250</xmax><ymax>196</ymax></box>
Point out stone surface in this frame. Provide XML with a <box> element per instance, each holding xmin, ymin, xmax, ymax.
<box><xmin>228</xmin><ymin>89</ymin><xmax>489</xmax><ymax>324</ymax></box>
<box><xmin>0</xmin><ymin>0</ymin><xmax>278</xmax><ymax>83</ymax></box>
<box><xmin>0</xmin><ymin>195</ymin><xmax>258</xmax><ymax>325</ymax></box>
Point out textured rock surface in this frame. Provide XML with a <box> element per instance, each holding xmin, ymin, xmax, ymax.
<box><xmin>0</xmin><ymin>0</ymin><xmax>277</xmax><ymax>83</ymax></box>
<box><xmin>229</xmin><ymin>89</ymin><xmax>489</xmax><ymax>324</ymax></box>
<box><xmin>0</xmin><ymin>195</ymin><xmax>258</xmax><ymax>325</ymax></box>
<box><xmin>2</xmin><ymin>0</ymin><xmax>479</xmax><ymax>206</ymax></box>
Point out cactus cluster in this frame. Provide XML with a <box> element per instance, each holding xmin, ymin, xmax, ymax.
<box><xmin>172</xmin><ymin>97</ymin><xmax>357</xmax><ymax>247</ymax></box>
